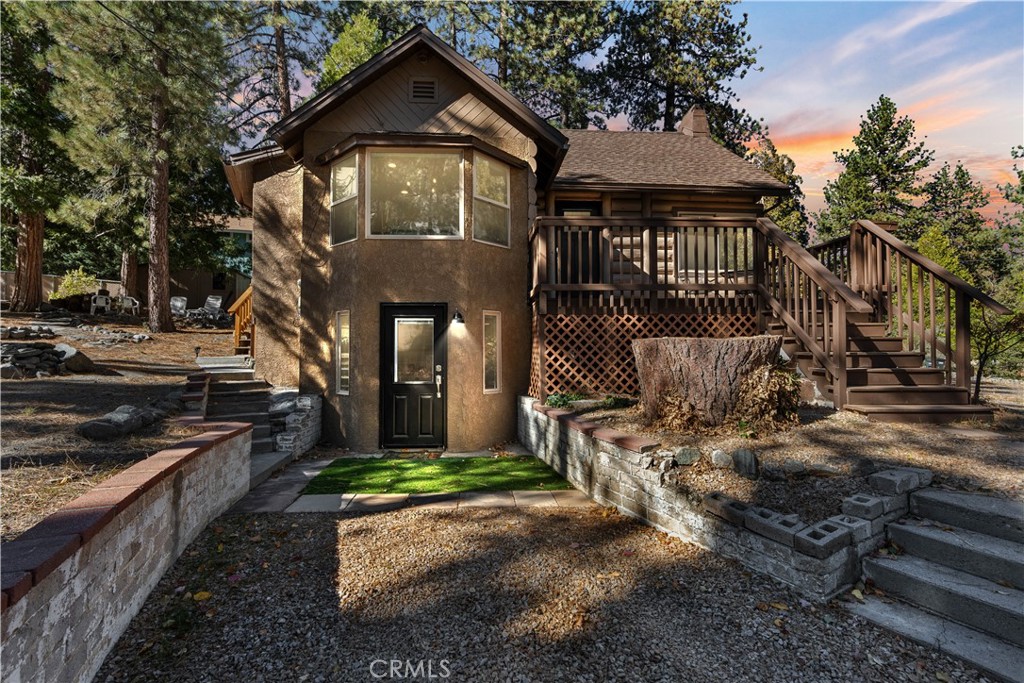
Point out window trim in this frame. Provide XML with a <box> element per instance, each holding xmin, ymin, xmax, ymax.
<box><xmin>472</xmin><ymin>153</ymin><xmax>511</xmax><ymax>249</ymax></box>
<box><xmin>335</xmin><ymin>310</ymin><xmax>351</xmax><ymax>395</ymax></box>
<box><xmin>329</xmin><ymin>153</ymin><xmax>358</xmax><ymax>246</ymax></box>
<box><xmin>365</xmin><ymin>148</ymin><xmax>465</xmax><ymax>240</ymax></box>
<box><xmin>482</xmin><ymin>310</ymin><xmax>501</xmax><ymax>394</ymax></box>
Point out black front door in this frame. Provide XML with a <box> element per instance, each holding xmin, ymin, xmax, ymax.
<box><xmin>380</xmin><ymin>303</ymin><xmax>447</xmax><ymax>449</ymax></box>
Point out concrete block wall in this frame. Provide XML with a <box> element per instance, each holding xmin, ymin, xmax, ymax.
<box><xmin>518</xmin><ymin>397</ymin><xmax>929</xmax><ymax>602</ymax></box>
<box><xmin>0</xmin><ymin>424</ymin><xmax>252</xmax><ymax>683</ymax></box>
<box><xmin>274</xmin><ymin>394</ymin><xmax>322</xmax><ymax>456</ymax></box>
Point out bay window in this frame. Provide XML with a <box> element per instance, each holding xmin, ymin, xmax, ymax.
<box><xmin>330</xmin><ymin>154</ymin><xmax>357</xmax><ymax>245</ymax></box>
<box><xmin>368</xmin><ymin>149</ymin><xmax>462</xmax><ymax>237</ymax></box>
<box><xmin>473</xmin><ymin>154</ymin><xmax>510</xmax><ymax>247</ymax></box>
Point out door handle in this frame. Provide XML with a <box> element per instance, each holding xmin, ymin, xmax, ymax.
<box><xmin>435</xmin><ymin>373</ymin><xmax>442</xmax><ymax>398</ymax></box>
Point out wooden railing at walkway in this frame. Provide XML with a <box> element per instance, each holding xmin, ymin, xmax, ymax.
<box><xmin>845</xmin><ymin>220</ymin><xmax>1009</xmax><ymax>389</ymax></box>
<box><xmin>227</xmin><ymin>285</ymin><xmax>254</xmax><ymax>354</ymax></box>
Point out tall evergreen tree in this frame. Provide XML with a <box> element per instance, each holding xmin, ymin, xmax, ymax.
<box><xmin>921</xmin><ymin>162</ymin><xmax>1004</xmax><ymax>278</ymax></box>
<box><xmin>603</xmin><ymin>0</ymin><xmax>761</xmax><ymax>150</ymax></box>
<box><xmin>36</xmin><ymin>1</ymin><xmax>232</xmax><ymax>331</ymax></box>
<box><xmin>0</xmin><ymin>4</ymin><xmax>78</xmax><ymax>311</ymax></box>
<box><xmin>747</xmin><ymin>138</ymin><xmax>809</xmax><ymax>245</ymax></box>
<box><xmin>815</xmin><ymin>95</ymin><xmax>934</xmax><ymax>242</ymax></box>
<box><xmin>317</xmin><ymin>12</ymin><xmax>387</xmax><ymax>92</ymax></box>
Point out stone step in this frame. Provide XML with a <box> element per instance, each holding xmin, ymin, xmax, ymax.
<box><xmin>208</xmin><ymin>380</ymin><xmax>271</xmax><ymax>393</ymax></box>
<box><xmin>888</xmin><ymin>520</ymin><xmax>1024</xmax><ymax>589</ymax></box>
<box><xmin>196</xmin><ymin>356</ymin><xmax>251</xmax><ymax>368</ymax></box>
<box><xmin>250</xmin><ymin>450</ymin><xmax>295</xmax><ymax>489</ymax></box>
<box><xmin>203</xmin><ymin>367</ymin><xmax>256</xmax><ymax>381</ymax></box>
<box><xmin>252</xmin><ymin>424</ymin><xmax>272</xmax><ymax>439</ymax></box>
<box><xmin>207</xmin><ymin>388</ymin><xmax>271</xmax><ymax>401</ymax></box>
<box><xmin>212</xmin><ymin>411</ymin><xmax>270</xmax><ymax>425</ymax></box>
<box><xmin>812</xmin><ymin>367</ymin><xmax>945</xmax><ymax>386</ymax></box>
<box><xmin>207</xmin><ymin>401</ymin><xmax>270</xmax><ymax>416</ymax></box>
<box><xmin>911</xmin><ymin>489</ymin><xmax>1024</xmax><ymax>544</ymax></box>
<box><xmin>251</xmin><ymin>437</ymin><xmax>276</xmax><ymax>454</ymax></box>
<box><xmin>863</xmin><ymin>554</ymin><xmax>1024</xmax><ymax>647</ymax></box>
<box><xmin>847</xmin><ymin>595</ymin><xmax>1024</xmax><ymax>683</ymax></box>
<box><xmin>845</xmin><ymin>404</ymin><xmax>993</xmax><ymax>424</ymax></box>
<box><xmin>842</xmin><ymin>385</ymin><xmax>970</xmax><ymax>405</ymax></box>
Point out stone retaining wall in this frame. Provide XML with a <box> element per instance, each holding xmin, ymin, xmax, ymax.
<box><xmin>274</xmin><ymin>394</ymin><xmax>322</xmax><ymax>456</ymax></box>
<box><xmin>518</xmin><ymin>397</ymin><xmax>931</xmax><ymax>602</ymax></box>
<box><xmin>0</xmin><ymin>423</ymin><xmax>252</xmax><ymax>683</ymax></box>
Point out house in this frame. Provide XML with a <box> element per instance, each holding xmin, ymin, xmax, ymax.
<box><xmin>223</xmin><ymin>26</ymin><xmax>1000</xmax><ymax>452</ymax></box>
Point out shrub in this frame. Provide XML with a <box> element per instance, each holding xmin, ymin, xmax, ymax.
<box><xmin>545</xmin><ymin>392</ymin><xmax>585</xmax><ymax>409</ymax></box>
<box><xmin>50</xmin><ymin>267</ymin><xmax>99</xmax><ymax>300</ymax></box>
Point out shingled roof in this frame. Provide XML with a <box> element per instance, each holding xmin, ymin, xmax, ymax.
<box><xmin>555</xmin><ymin>129</ymin><xmax>789</xmax><ymax>195</ymax></box>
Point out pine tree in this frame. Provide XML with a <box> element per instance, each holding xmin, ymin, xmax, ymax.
<box><xmin>36</xmin><ymin>2</ymin><xmax>232</xmax><ymax>331</ymax></box>
<box><xmin>603</xmin><ymin>0</ymin><xmax>761</xmax><ymax>151</ymax></box>
<box><xmin>922</xmin><ymin>162</ymin><xmax>1003</xmax><ymax>278</ymax></box>
<box><xmin>747</xmin><ymin>138</ymin><xmax>809</xmax><ymax>245</ymax></box>
<box><xmin>318</xmin><ymin>12</ymin><xmax>387</xmax><ymax>91</ymax></box>
<box><xmin>815</xmin><ymin>95</ymin><xmax>934</xmax><ymax>242</ymax></box>
<box><xmin>0</xmin><ymin>4</ymin><xmax>78</xmax><ymax>311</ymax></box>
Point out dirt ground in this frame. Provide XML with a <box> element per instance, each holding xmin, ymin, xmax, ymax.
<box><xmin>1</xmin><ymin>311</ymin><xmax>233</xmax><ymax>541</ymax></box>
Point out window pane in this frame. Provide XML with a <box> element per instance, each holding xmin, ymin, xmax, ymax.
<box><xmin>370</xmin><ymin>151</ymin><xmax>461</xmax><ymax>236</ymax></box>
<box><xmin>332</xmin><ymin>155</ymin><xmax>357</xmax><ymax>201</ymax></box>
<box><xmin>395</xmin><ymin>319</ymin><xmax>434</xmax><ymax>383</ymax></box>
<box><xmin>336</xmin><ymin>311</ymin><xmax>350</xmax><ymax>394</ymax></box>
<box><xmin>473</xmin><ymin>199</ymin><xmax>509</xmax><ymax>246</ymax></box>
<box><xmin>330</xmin><ymin>198</ymin><xmax>357</xmax><ymax>244</ymax></box>
<box><xmin>483</xmin><ymin>312</ymin><xmax>500</xmax><ymax>392</ymax></box>
<box><xmin>475</xmin><ymin>155</ymin><xmax>508</xmax><ymax>205</ymax></box>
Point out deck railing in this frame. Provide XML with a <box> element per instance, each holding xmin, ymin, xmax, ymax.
<box><xmin>847</xmin><ymin>220</ymin><xmax>1009</xmax><ymax>390</ymax></box>
<box><xmin>806</xmin><ymin>234</ymin><xmax>851</xmax><ymax>283</ymax></box>
<box><xmin>227</xmin><ymin>285</ymin><xmax>254</xmax><ymax>354</ymax></box>
<box><xmin>529</xmin><ymin>217</ymin><xmax>760</xmax><ymax>315</ymax></box>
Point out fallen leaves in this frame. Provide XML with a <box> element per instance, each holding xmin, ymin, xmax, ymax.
<box><xmin>192</xmin><ymin>591</ymin><xmax>212</xmax><ymax>602</ymax></box>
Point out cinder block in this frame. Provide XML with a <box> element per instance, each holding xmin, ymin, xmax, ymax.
<box><xmin>825</xmin><ymin>514</ymin><xmax>873</xmax><ymax>543</ymax></box>
<box><xmin>870</xmin><ymin>508</ymin><xmax>906</xmax><ymax>536</ymax></box>
<box><xmin>743</xmin><ymin>507</ymin><xmax>807</xmax><ymax>546</ymax></box>
<box><xmin>895</xmin><ymin>467</ymin><xmax>933</xmax><ymax>488</ymax></box>
<box><xmin>841</xmin><ymin>493</ymin><xmax>885</xmax><ymax>519</ymax></box>
<box><xmin>855</xmin><ymin>533</ymin><xmax>885</xmax><ymax>558</ymax></box>
<box><xmin>794</xmin><ymin>520</ymin><xmax>852</xmax><ymax>559</ymax></box>
<box><xmin>703</xmin><ymin>492</ymin><xmax>749</xmax><ymax>526</ymax></box>
<box><xmin>868</xmin><ymin>469</ymin><xmax>919</xmax><ymax>495</ymax></box>
<box><xmin>879</xmin><ymin>493</ymin><xmax>908</xmax><ymax>515</ymax></box>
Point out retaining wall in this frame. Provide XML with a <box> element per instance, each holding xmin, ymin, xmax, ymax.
<box><xmin>0</xmin><ymin>423</ymin><xmax>252</xmax><ymax>683</ymax></box>
<box><xmin>518</xmin><ymin>397</ymin><xmax>930</xmax><ymax>602</ymax></box>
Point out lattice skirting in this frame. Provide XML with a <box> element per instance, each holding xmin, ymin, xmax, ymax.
<box><xmin>530</xmin><ymin>313</ymin><xmax>759</xmax><ymax>397</ymax></box>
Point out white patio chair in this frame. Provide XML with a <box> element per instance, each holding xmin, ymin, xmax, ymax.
<box><xmin>170</xmin><ymin>296</ymin><xmax>188</xmax><ymax>318</ymax></box>
<box><xmin>117</xmin><ymin>296</ymin><xmax>141</xmax><ymax>316</ymax></box>
<box><xmin>89</xmin><ymin>294</ymin><xmax>111</xmax><ymax>315</ymax></box>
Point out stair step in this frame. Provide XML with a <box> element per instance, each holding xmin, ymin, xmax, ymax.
<box><xmin>768</xmin><ymin>321</ymin><xmax>890</xmax><ymax>337</ymax></box>
<box><xmin>796</xmin><ymin>351</ymin><xmax>924</xmax><ymax>368</ymax></box>
<box><xmin>208</xmin><ymin>380</ymin><xmax>271</xmax><ymax>393</ymax></box>
<box><xmin>911</xmin><ymin>490</ymin><xmax>1024</xmax><ymax>544</ymax></box>
<box><xmin>863</xmin><ymin>554</ymin><xmax>1024</xmax><ymax>646</ymax></box>
<box><xmin>847</xmin><ymin>595</ymin><xmax>1024</xmax><ymax>683</ymax></box>
<box><xmin>842</xmin><ymin>386</ymin><xmax>970</xmax><ymax>405</ymax></box>
<box><xmin>208</xmin><ymin>389</ymin><xmax>270</xmax><ymax>401</ymax></box>
<box><xmin>828</xmin><ymin>336</ymin><xmax>905</xmax><ymax>353</ymax></box>
<box><xmin>211</xmin><ymin>411</ymin><xmax>270</xmax><ymax>425</ymax></box>
<box><xmin>207</xmin><ymin>401</ymin><xmax>270</xmax><ymax>416</ymax></box>
<box><xmin>250</xmin><ymin>450</ymin><xmax>295</xmax><ymax>489</ymax></box>
<box><xmin>233</xmin><ymin>346</ymin><xmax>251</xmax><ymax>355</ymax></box>
<box><xmin>196</xmin><ymin>356</ymin><xmax>251</xmax><ymax>368</ymax></box>
<box><xmin>251</xmin><ymin>437</ymin><xmax>276</xmax><ymax>454</ymax></box>
<box><xmin>203</xmin><ymin>367</ymin><xmax>256</xmax><ymax>380</ymax></box>
<box><xmin>888</xmin><ymin>521</ymin><xmax>1024</xmax><ymax>589</ymax></box>
<box><xmin>252</xmin><ymin>424</ymin><xmax>272</xmax><ymax>439</ymax></box>
<box><xmin>845</xmin><ymin>404</ymin><xmax>993</xmax><ymax>424</ymax></box>
<box><xmin>813</xmin><ymin>367</ymin><xmax>945</xmax><ymax>386</ymax></box>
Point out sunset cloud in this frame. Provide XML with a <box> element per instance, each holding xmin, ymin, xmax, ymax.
<box><xmin>830</xmin><ymin>2</ymin><xmax>974</xmax><ymax>64</ymax></box>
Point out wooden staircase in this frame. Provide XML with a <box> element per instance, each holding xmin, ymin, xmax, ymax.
<box><xmin>758</xmin><ymin>218</ymin><xmax>1008</xmax><ymax>424</ymax></box>
<box><xmin>227</xmin><ymin>285</ymin><xmax>254</xmax><ymax>356</ymax></box>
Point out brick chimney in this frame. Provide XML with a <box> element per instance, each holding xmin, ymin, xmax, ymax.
<box><xmin>681</xmin><ymin>105</ymin><xmax>710</xmax><ymax>137</ymax></box>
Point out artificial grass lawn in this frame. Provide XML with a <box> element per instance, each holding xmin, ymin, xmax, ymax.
<box><xmin>302</xmin><ymin>455</ymin><xmax>572</xmax><ymax>494</ymax></box>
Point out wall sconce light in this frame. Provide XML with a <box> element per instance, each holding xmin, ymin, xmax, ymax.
<box><xmin>452</xmin><ymin>310</ymin><xmax>465</xmax><ymax>325</ymax></box>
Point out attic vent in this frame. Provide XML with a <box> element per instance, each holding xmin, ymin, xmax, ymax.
<box><xmin>408</xmin><ymin>78</ymin><xmax>437</xmax><ymax>103</ymax></box>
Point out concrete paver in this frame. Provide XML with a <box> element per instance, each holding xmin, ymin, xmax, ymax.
<box><xmin>551</xmin><ymin>489</ymin><xmax>594</xmax><ymax>507</ymax></box>
<box><xmin>346</xmin><ymin>494</ymin><xmax>409</xmax><ymax>512</ymax></box>
<box><xmin>283</xmin><ymin>493</ymin><xmax>355</xmax><ymax>513</ymax></box>
<box><xmin>511</xmin><ymin>490</ymin><xmax>558</xmax><ymax>507</ymax></box>
<box><xmin>459</xmin><ymin>491</ymin><xmax>516</xmax><ymax>508</ymax></box>
<box><xmin>408</xmin><ymin>493</ymin><xmax>461</xmax><ymax>510</ymax></box>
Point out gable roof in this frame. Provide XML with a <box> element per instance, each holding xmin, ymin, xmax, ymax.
<box><xmin>267</xmin><ymin>25</ymin><xmax>568</xmax><ymax>184</ymax></box>
<box><xmin>555</xmin><ymin>130</ymin><xmax>789</xmax><ymax>195</ymax></box>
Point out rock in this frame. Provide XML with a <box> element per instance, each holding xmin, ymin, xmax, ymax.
<box><xmin>77</xmin><ymin>404</ymin><xmax>155</xmax><ymax>441</ymax></box>
<box><xmin>808</xmin><ymin>463</ymin><xmax>842</xmax><ymax>478</ymax></box>
<box><xmin>1</xmin><ymin>363</ymin><xmax>24</xmax><ymax>379</ymax></box>
<box><xmin>673</xmin><ymin>446</ymin><xmax>701</xmax><ymax>466</ymax></box>
<box><xmin>782</xmin><ymin>459</ymin><xmax>807</xmax><ymax>477</ymax></box>
<box><xmin>711</xmin><ymin>448</ymin><xmax>733</xmax><ymax>468</ymax></box>
<box><xmin>658</xmin><ymin>458</ymin><xmax>675</xmax><ymax>473</ymax></box>
<box><xmin>732</xmin><ymin>448</ymin><xmax>759</xmax><ymax>479</ymax></box>
<box><xmin>851</xmin><ymin>457</ymin><xmax>878</xmax><ymax>477</ymax></box>
<box><xmin>14</xmin><ymin>348</ymin><xmax>44</xmax><ymax>359</ymax></box>
<box><xmin>76</xmin><ymin>419</ymin><xmax>124</xmax><ymax>441</ymax></box>
<box><xmin>762</xmin><ymin>466</ymin><xmax>787</xmax><ymax>482</ymax></box>
<box><xmin>9</xmin><ymin>329</ymin><xmax>27</xmax><ymax>339</ymax></box>
<box><xmin>59</xmin><ymin>344</ymin><xmax>97</xmax><ymax>373</ymax></box>
<box><xmin>107</xmin><ymin>405</ymin><xmax>150</xmax><ymax>430</ymax></box>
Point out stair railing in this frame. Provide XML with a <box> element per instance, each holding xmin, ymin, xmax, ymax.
<box><xmin>755</xmin><ymin>218</ymin><xmax>872</xmax><ymax>408</ymax></box>
<box><xmin>227</xmin><ymin>285</ymin><xmax>254</xmax><ymax>355</ymax></box>
<box><xmin>806</xmin><ymin>234</ymin><xmax>851</xmax><ymax>283</ymax></box>
<box><xmin>848</xmin><ymin>220</ymin><xmax>1009</xmax><ymax>391</ymax></box>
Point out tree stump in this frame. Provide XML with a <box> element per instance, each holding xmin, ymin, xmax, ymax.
<box><xmin>632</xmin><ymin>336</ymin><xmax>783</xmax><ymax>428</ymax></box>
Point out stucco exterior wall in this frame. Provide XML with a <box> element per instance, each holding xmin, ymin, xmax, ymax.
<box><xmin>251</xmin><ymin>161</ymin><xmax>303</xmax><ymax>388</ymax></box>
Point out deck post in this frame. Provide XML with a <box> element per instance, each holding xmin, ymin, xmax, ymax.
<box><xmin>955</xmin><ymin>293</ymin><xmax>972</xmax><ymax>391</ymax></box>
<box><xmin>833</xmin><ymin>298</ymin><xmax>848</xmax><ymax>409</ymax></box>
<box><xmin>537</xmin><ymin>313</ymin><xmax>548</xmax><ymax>403</ymax></box>
<box><xmin>753</xmin><ymin>229</ymin><xmax>767</xmax><ymax>332</ymax></box>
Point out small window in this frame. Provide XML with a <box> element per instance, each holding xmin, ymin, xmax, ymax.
<box><xmin>408</xmin><ymin>78</ymin><xmax>437</xmax><ymax>103</ymax></box>
<box><xmin>482</xmin><ymin>310</ymin><xmax>501</xmax><ymax>394</ymax></box>
<box><xmin>473</xmin><ymin>155</ymin><xmax>510</xmax><ymax>247</ymax></box>
<box><xmin>336</xmin><ymin>310</ymin><xmax>351</xmax><ymax>394</ymax></box>
<box><xmin>330</xmin><ymin>154</ymin><xmax>357</xmax><ymax>245</ymax></box>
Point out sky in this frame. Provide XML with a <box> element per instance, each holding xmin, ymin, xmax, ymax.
<box><xmin>725</xmin><ymin>0</ymin><xmax>1023</xmax><ymax>220</ymax></box>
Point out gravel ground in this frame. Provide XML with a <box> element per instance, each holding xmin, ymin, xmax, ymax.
<box><xmin>97</xmin><ymin>508</ymin><xmax>991</xmax><ymax>683</ymax></box>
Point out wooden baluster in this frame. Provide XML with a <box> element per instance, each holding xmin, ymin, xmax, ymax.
<box><xmin>944</xmin><ymin>284</ymin><xmax>952</xmax><ymax>385</ymax></box>
<box><xmin>917</xmin><ymin>264</ymin><xmax>925</xmax><ymax>355</ymax></box>
<box><xmin>928</xmin><ymin>273</ymin><xmax>936</xmax><ymax>370</ymax></box>
<box><xmin>833</xmin><ymin>298</ymin><xmax>847</xmax><ymax>409</ymax></box>
<box><xmin>955</xmin><ymin>293</ymin><xmax>971</xmax><ymax>391</ymax></box>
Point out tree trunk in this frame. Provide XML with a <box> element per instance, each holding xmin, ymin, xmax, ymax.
<box><xmin>120</xmin><ymin>249</ymin><xmax>138</xmax><ymax>298</ymax></box>
<box><xmin>11</xmin><ymin>211</ymin><xmax>44</xmax><ymax>311</ymax></box>
<box><xmin>272</xmin><ymin>0</ymin><xmax>291</xmax><ymax>118</ymax></box>
<box><xmin>147</xmin><ymin>39</ymin><xmax>174</xmax><ymax>332</ymax></box>
<box><xmin>632</xmin><ymin>336</ymin><xmax>783</xmax><ymax>426</ymax></box>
